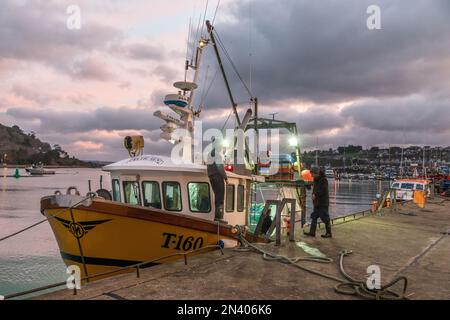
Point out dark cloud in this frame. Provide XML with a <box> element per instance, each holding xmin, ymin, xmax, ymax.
<box><xmin>341</xmin><ymin>96</ymin><xmax>450</xmax><ymax>134</ymax></box>
<box><xmin>203</xmin><ymin>0</ymin><xmax>450</xmax><ymax>104</ymax></box>
<box><xmin>113</xmin><ymin>43</ymin><xmax>164</xmax><ymax>61</ymax></box>
<box><xmin>6</xmin><ymin>106</ymin><xmax>162</xmax><ymax>133</ymax></box>
<box><xmin>2</xmin><ymin>0</ymin><xmax>450</xmax><ymax>160</ymax></box>
<box><xmin>0</xmin><ymin>0</ymin><xmax>122</xmax><ymax>75</ymax></box>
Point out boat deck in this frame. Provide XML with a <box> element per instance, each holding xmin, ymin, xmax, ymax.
<box><xmin>36</xmin><ymin>200</ymin><xmax>450</xmax><ymax>300</ymax></box>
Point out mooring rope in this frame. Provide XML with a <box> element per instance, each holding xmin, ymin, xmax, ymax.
<box><xmin>232</xmin><ymin>227</ymin><xmax>409</xmax><ymax>300</ymax></box>
<box><xmin>0</xmin><ymin>194</ymin><xmax>94</xmax><ymax>243</ymax></box>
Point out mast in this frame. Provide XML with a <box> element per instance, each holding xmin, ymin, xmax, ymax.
<box><xmin>206</xmin><ymin>19</ymin><xmax>256</xmax><ymax>172</ymax></box>
<box><xmin>400</xmin><ymin>147</ymin><xmax>404</xmax><ymax>177</ymax></box>
<box><xmin>206</xmin><ymin>20</ymin><xmax>241</xmax><ymax>127</ymax></box>
<box><xmin>315</xmin><ymin>137</ymin><xmax>319</xmax><ymax>167</ymax></box>
<box><xmin>253</xmin><ymin>97</ymin><xmax>259</xmax><ymax>173</ymax></box>
<box><xmin>423</xmin><ymin>146</ymin><xmax>426</xmax><ymax>178</ymax></box>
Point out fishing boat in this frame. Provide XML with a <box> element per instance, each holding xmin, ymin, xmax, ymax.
<box><xmin>26</xmin><ymin>163</ymin><xmax>55</xmax><ymax>176</ymax></box>
<box><xmin>390</xmin><ymin>178</ymin><xmax>431</xmax><ymax>201</ymax></box>
<box><xmin>40</xmin><ymin>20</ymin><xmax>309</xmax><ymax>280</ymax></box>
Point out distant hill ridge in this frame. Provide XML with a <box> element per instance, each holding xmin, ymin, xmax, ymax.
<box><xmin>0</xmin><ymin>123</ymin><xmax>96</xmax><ymax>167</ymax></box>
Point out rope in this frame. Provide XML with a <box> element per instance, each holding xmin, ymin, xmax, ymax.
<box><xmin>211</xmin><ymin>0</ymin><xmax>221</xmax><ymax>26</ymax></box>
<box><xmin>220</xmin><ymin>109</ymin><xmax>233</xmax><ymax>132</ymax></box>
<box><xmin>0</xmin><ymin>194</ymin><xmax>94</xmax><ymax>243</ymax></box>
<box><xmin>199</xmin><ymin>68</ymin><xmax>219</xmax><ymax>108</ymax></box>
<box><xmin>232</xmin><ymin>227</ymin><xmax>409</xmax><ymax>300</ymax></box>
<box><xmin>214</xmin><ymin>29</ymin><xmax>254</xmax><ymax>98</ymax></box>
<box><xmin>200</xmin><ymin>0</ymin><xmax>209</xmax><ymax>37</ymax></box>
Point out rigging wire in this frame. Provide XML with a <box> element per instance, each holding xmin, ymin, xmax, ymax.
<box><xmin>186</xmin><ymin>17</ymin><xmax>192</xmax><ymax>62</ymax></box>
<box><xmin>191</xmin><ymin>14</ymin><xmax>203</xmax><ymax>63</ymax></box>
<box><xmin>185</xmin><ymin>17</ymin><xmax>193</xmax><ymax>81</ymax></box>
<box><xmin>221</xmin><ymin>109</ymin><xmax>234</xmax><ymax>132</ymax></box>
<box><xmin>214</xmin><ymin>29</ymin><xmax>254</xmax><ymax>98</ymax></box>
<box><xmin>212</xmin><ymin>0</ymin><xmax>221</xmax><ymax>26</ymax></box>
<box><xmin>249</xmin><ymin>0</ymin><xmax>253</xmax><ymax>94</ymax></box>
<box><xmin>200</xmin><ymin>68</ymin><xmax>220</xmax><ymax>107</ymax></box>
<box><xmin>200</xmin><ymin>0</ymin><xmax>210</xmax><ymax>37</ymax></box>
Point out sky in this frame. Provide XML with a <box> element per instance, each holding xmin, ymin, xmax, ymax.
<box><xmin>0</xmin><ymin>0</ymin><xmax>449</xmax><ymax>161</ymax></box>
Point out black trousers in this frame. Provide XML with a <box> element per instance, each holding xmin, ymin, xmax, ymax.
<box><xmin>310</xmin><ymin>206</ymin><xmax>330</xmax><ymax>224</ymax></box>
<box><xmin>209</xmin><ymin>174</ymin><xmax>225</xmax><ymax>210</ymax></box>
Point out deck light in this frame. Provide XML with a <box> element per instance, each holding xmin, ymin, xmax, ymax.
<box><xmin>288</xmin><ymin>136</ymin><xmax>298</xmax><ymax>147</ymax></box>
<box><xmin>199</xmin><ymin>39</ymin><xmax>207</xmax><ymax>49</ymax></box>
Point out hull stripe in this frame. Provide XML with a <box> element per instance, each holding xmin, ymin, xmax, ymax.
<box><xmin>60</xmin><ymin>251</ymin><xmax>159</xmax><ymax>268</ymax></box>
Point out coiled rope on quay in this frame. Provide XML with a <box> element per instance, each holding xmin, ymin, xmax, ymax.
<box><xmin>232</xmin><ymin>226</ymin><xmax>409</xmax><ymax>300</ymax></box>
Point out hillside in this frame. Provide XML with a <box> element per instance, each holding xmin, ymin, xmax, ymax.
<box><xmin>0</xmin><ymin>124</ymin><xmax>96</xmax><ymax>167</ymax></box>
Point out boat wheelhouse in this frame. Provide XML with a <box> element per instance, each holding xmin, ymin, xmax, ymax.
<box><xmin>390</xmin><ymin>179</ymin><xmax>431</xmax><ymax>201</ymax></box>
<box><xmin>103</xmin><ymin>155</ymin><xmax>263</xmax><ymax>226</ymax></box>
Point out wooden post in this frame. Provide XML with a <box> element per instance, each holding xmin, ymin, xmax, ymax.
<box><xmin>288</xmin><ymin>199</ymin><xmax>296</xmax><ymax>242</ymax></box>
<box><xmin>275</xmin><ymin>203</ymin><xmax>282</xmax><ymax>246</ymax></box>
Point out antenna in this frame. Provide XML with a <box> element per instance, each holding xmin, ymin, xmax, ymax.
<box><xmin>268</xmin><ymin>112</ymin><xmax>277</xmax><ymax>120</ymax></box>
<box><xmin>315</xmin><ymin>137</ymin><xmax>319</xmax><ymax>167</ymax></box>
<box><xmin>249</xmin><ymin>0</ymin><xmax>253</xmax><ymax>94</ymax></box>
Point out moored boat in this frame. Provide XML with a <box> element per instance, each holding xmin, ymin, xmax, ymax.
<box><xmin>390</xmin><ymin>178</ymin><xmax>431</xmax><ymax>201</ymax></box>
<box><xmin>40</xmin><ymin>19</ymin><xmax>309</xmax><ymax>281</ymax></box>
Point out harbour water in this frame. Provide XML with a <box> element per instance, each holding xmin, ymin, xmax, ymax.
<box><xmin>0</xmin><ymin>168</ymin><xmax>389</xmax><ymax>297</ymax></box>
<box><xmin>0</xmin><ymin>168</ymin><xmax>110</xmax><ymax>297</ymax></box>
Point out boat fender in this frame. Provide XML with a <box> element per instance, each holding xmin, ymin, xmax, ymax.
<box><xmin>96</xmin><ymin>189</ymin><xmax>112</xmax><ymax>201</ymax></box>
<box><xmin>66</xmin><ymin>186</ymin><xmax>80</xmax><ymax>196</ymax></box>
<box><xmin>217</xmin><ymin>240</ymin><xmax>225</xmax><ymax>249</ymax></box>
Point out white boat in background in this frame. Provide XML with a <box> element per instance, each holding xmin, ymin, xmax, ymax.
<box><xmin>325</xmin><ymin>169</ymin><xmax>335</xmax><ymax>178</ymax></box>
<box><xmin>390</xmin><ymin>179</ymin><xmax>431</xmax><ymax>201</ymax></box>
<box><xmin>26</xmin><ymin>163</ymin><xmax>55</xmax><ymax>176</ymax></box>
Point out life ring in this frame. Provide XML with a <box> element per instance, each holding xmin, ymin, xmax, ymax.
<box><xmin>95</xmin><ymin>189</ymin><xmax>112</xmax><ymax>201</ymax></box>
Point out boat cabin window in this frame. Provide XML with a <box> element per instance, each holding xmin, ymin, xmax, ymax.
<box><xmin>237</xmin><ymin>185</ymin><xmax>245</xmax><ymax>212</ymax></box>
<box><xmin>401</xmin><ymin>183</ymin><xmax>415</xmax><ymax>190</ymax></box>
<box><xmin>163</xmin><ymin>182</ymin><xmax>182</xmax><ymax>211</ymax></box>
<box><xmin>142</xmin><ymin>181</ymin><xmax>162</xmax><ymax>209</ymax></box>
<box><xmin>188</xmin><ymin>182</ymin><xmax>211</xmax><ymax>213</ymax></box>
<box><xmin>415</xmin><ymin>184</ymin><xmax>424</xmax><ymax>191</ymax></box>
<box><xmin>123</xmin><ymin>181</ymin><xmax>141</xmax><ymax>205</ymax></box>
<box><xmin>225</xmin><ymin>184</ymin><xmax>235</xmax><ymax>212</ymax></box>
<box><xmin>391</xmin><ymin>182</ymin><xmax>400</xmax><ymax>189</ymax></box>
<box><xmin>112</xmin><ymin>179</ymin><xmax>121</xmax><ymax>202</ymax></box>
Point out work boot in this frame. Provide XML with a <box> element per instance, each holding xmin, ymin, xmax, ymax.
<box><xmin>321</xmin><ymin>221</ymin><xmax>332</xmax><ymax>238</ymax></box>
<box><xmin>214</xmin><ymin>205</ymin><xmax>228</xmax><ymax>224</ymax></box>
<box><xmin>303</xmin><ymin>220</ymin><xmax>317</xmax><ymax>237</ymax></box>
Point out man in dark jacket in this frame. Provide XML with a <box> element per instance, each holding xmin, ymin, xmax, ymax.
<box><xmin>304</xmin><ymin>167</ymin><xmax>332</xmax><ymax>238</ymax></box>
<box><xmin>207</xmin><ymin>137</ymin><xmax>228</xmax><ymax>223</ymax></box>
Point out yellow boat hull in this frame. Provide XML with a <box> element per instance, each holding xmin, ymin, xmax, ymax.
<box><xmin>41</xmin><ymin>196</ymin><xmax>240</xmax><ymax>280</ymax></box>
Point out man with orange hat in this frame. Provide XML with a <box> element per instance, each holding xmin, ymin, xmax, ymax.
<box><xmin>304</xmin><ymin>167</ymin><xmax>332</xmax><ymax>238</ymax></box>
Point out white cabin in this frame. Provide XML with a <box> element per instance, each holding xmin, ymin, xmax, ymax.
<box><xmin>102</xmin><ymin>155</ymin><xmax>264</xmax><ymax>226</ymax></box>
